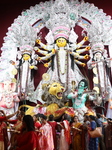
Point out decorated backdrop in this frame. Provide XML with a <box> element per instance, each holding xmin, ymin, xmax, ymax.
<box><xmin>0</xmin><ymin>0</ymin><xmax>112</xmax><ymax>119</ymax></box>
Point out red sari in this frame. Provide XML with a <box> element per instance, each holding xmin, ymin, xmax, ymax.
<box><xmin>16</xmin><ymin>131</ymin><xmax>38</xmax><ymax>150</ymax></box>
<box><xmin>48</xmin><ymin>121</ymin><xmax>57</xmax><ymax>150</ymax></box>
<box><xmin>10</xmin><ymin>120</ymin><xmax>23</xmax><ymax>147</ymax></box>
<box><xmin>38</xmin><ymin>122</ymin><xmax>54</xmax><ymax>150</ymax></box>
<box><xmin>0</xmin><ymin>122</ymin><xmax>7</xmax><ymax>150</ymax></box>
<box><xmin>59</xmin><ymin>120</ymin><xmax>71</xmax><ymax>150</ymax></box>
<box><xmin>35</xmin><ymin>121</ymin><xmax>41</xmax><ymax>130</ymax></box>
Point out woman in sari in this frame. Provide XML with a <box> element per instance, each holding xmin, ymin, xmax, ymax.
<box><xmin>58</xmin><ymin>114</ymin><xmax>71</xmax><ymax>150</ymax></box>
<box><xmin>48</xmin><ymin>114</ymin><xmax>57</xmax><ymax>150</ymax></box>
<box><xmin>33</xmin><ymin>114</ymin><xmax>41</xmax><ymax>130</ymax></box>
<box><xmin>0</xmin><ymin>111</ymin><xmax>8</xmax><ymax>150</ymax></box>
<box><xmin>38</xmin><ymin>114</ymin><xmax>54</xmax><ymax>150</ymax></box>
<box><xmin>0</xmin><ymin>110</ymin><xmax>19</xmax><ymax>150</ymax></box>
<box><xmin>71</xmin><ymin>115</ymin><xmax>83</xmax><ymax>150</ymax></box>
<box><xmin>12</xmin><ymin>115</ymin><xmax>38</xmax><ymax>150</ymax></box>
<box><xmin>9</xmin><ymin>111</ymin><xmax>25</xmax><ymax>149</ymax></box>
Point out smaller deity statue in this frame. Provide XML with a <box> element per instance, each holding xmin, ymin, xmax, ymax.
<box><xmin>10</xmin><ymin>45</ymin><xmax>38</xmax><ymax>102</ymax></box>
<box><xmin>87</xmin><ymin>42</ymin><xmax>112</xmax><ymax>101</ymax></box>
<box><xmin>0</xmin><ymin>79</ymin><xmax>20</xmax><ymax>115</ymax></box>
<box><xmin>67</xmin><ymin>79</ymin><xmax>88</xmax><ymax>122</ymax></box>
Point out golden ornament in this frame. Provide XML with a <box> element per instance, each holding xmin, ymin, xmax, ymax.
<box><xmin>11</xmin><ymin>78</ymin><xmax>17</xmax><ymax>83</ymax></box>
<box><xmin>42</xmin><ymin>73</ymin><xmax>50</xmax><ymax>81</ymax></box>
<box><xmin>93</xmin><ymin>67</ymin><xmax>97</xmax><ymax>74</ymax></box>
<box><xmin>93</xmin><ymin>87</ymin><xmax>99</xmax><ymax>94</ymax></box>
<box><xmin>11</xmin><ymin>68</ymin><xmax>18</xmax><ymax>75</ymax></box>
<box><xmin>93</xmin><ymin>77</ymin><xmax>98</xmax><ymax>84</ymax></box>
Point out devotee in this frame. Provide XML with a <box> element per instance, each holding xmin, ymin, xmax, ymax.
<box><xmin>0</xmin><ymin>110</ymin><xmax>9</xmax><ymax>150</ymax></box>
<box><xmin>0</xmin><ymin>110</ymin><xmax>19</xmax><ymax>150</ymax></box>
<box><xmin>48</xmin><ymin>114</ymin><xmax>57</xmax><ymax>150</ymax></box>
<box><xmin>11</xmin><ymin>115</ymin><xmax>38</xmax><ymax>150</ymax></box>
<box><xmin>88</xmin><ymin>115</ymin><xmax>99</xmax><ymax>150</ymax></box>
<box><xmin>0</xmin><ymin>110</ymin><xmax>18</xmax><ymax>121</ymax></box>
<box><xmin>96</xmin><ymin>113</ymin><xmax>106</xmax><ymax>150</ymax></box>
<box><xmin>9</xmin><ymin>111</ymin><xmax>25</xmax><ymax>149</ymax></box>
<box><xmin>57</xmin><ymin>113</ymin><xmax>71</xmax><ymax>150</ymax></box>
<box><xmin>38</xmin><ymin>114</ymin><xmax>54</xmax><ymax>150</ymax></box>
<box><xmin>104</xmin><ymin>118</ymin><xmax>112</xmax><ymax>150</ymax></box>
<box><xmin>33</xmin><ymin>114</ymin><xmax>41</xmax><ymax>130</ymax></box>
<box><xmin>83</xmin><ymin>114</ymin><xmax>90</xmax><ymax>150</ymax></box>
<box><xmin>71</xmin><ymin>115</ymin><xmax>83</xmax><ymax>150</ymax></box>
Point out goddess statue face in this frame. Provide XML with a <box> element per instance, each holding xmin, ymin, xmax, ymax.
<box><xmin>56</xmin><ymin>37</ymin><xmax>67</xmax><ymax>47</ymax></box>
<box><xmin>94</xmin><ymin>52</ymin><xmax>102</xmax><ymax>61</ymax></box>
<box><xmin>23</xmin><ymin>53</ymin><xmax>31</xmax><ymax>61</ymax></box>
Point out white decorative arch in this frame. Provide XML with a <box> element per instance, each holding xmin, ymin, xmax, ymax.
<box><xmin>0</xmin><ymin>0</ymin><xmax>112</xmax><ymax>82</ymax></box>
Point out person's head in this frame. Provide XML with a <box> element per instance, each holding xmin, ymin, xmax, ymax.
<box><xmin>62</xmin><ymin>113</ymin><xmax>71</xmax><ymax>122</ymax></box>
<box><xmin>89</xmin><ymin>115</ymin><xmax>96</xmax><ymax>121</ymax></box>
<box><xmin>73</xmin><ymin>115</ymin><xmax>79</xmax><ymax>122</ymax></box>
<box><xmin>84</xmin><ymin>115</ymin><xmax>89</xmax><ymax>122</ymax></box>
<box><xmin>33</xmin><ymin>114</ymin><xmax>39</xmax><ymax>122</ymax></box>
<box><xmin>22</xmin><ymin>115</ymin><xmax>35</xmax><ymax>131</ymax></box>
<box><xmin>17</xmin><ymin>110</ymin><xmax>25</xmax><ymax>121</ymax></box>
<box><xmin>48</xmin><ymin>114</ymin><xmax>54</xmax><ymax>121</ymax></box>
<box><xmin>40</xmin><ymin>114</ymin><xmax>47</xmax><ymax>124</ymax></box>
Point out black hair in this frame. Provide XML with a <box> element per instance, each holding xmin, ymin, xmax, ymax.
<box><xmin>55</xmin><ymin>37</ymin><xmax>68</xmax><ymax>43</ymax></box>
<box><xmin>23</xmin><ymin>115</ymin><xmax>35</xmax><ymax>131</ymax></box>
<box><xmin>40</xmin><ymin>114</ymin><xmax>47</xmax><ymax>120</ymax></box>
<box><xmin>62</xmin><ymin>113</ymin><xmax>71</xmax><ymax>122</ymax></box>
<box><xmin>48</xmin><ymin>114</ymin><xmax>54</xmax><ymax>121</ymax></box>
<box><xmin>89</xmin><ymin>115</ymin><xmax>96</xmax><ymax>121</ymax></box>
<box><xmin>96</xmin><ymin>113</ymin><xmax>101</xmax><ymax>118</ymax></box>
<box><xmin>33</xmin><ymin>114</ymin><xmax>39</xmax><ymax>119</ymax></box>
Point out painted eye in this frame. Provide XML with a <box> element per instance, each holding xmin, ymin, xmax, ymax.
<box><xmin>53</xmin><ymin>85</ymin><xmax>57</xmax><ymax>87</ymax></box>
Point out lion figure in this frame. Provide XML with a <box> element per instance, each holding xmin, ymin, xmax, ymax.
<box><xmin>42</xmin><ymin>81</ymin><xmax>65</xmax><ymax>107</ymax></box>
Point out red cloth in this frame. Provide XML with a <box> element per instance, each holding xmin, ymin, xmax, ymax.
<box><xmin>0</xmin><ymin>122</ymin><xmax>7</xmax><ymax>141</ymax></box>
<box><xmin>0</xmin><ymin>116</ymin><xmax>6</xmax><ymax>122</ymax></box>
<box><xmin>8</xmin><ymin>119</ymin><xmax>18</xmax><ymax>124</ymax></box>
<box><xmin>16</xmin><ymin>131</ymin><xmax>38</xmax><ymax>150</ymax></box>
<box><xmin>38</xmin><ymin>122</ymin><xmax>54</xmax><ymax>150</ymax></box>
<box><xmin>61</xmin><ymin>120</ymin><xmax>71</xmax><ymax>144</ymax></box>
<box><xmin>48</xmin><ymin>121</ymin><xmax>57</xmax><ymax>149</ymax></box>
<box><xmin>35</xmin><ymin>121</ymin><xmax>41</xmax><ymax>129</ymax></box>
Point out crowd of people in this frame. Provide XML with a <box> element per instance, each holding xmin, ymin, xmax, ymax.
<box><xmin>0</xmin><ymin>109</ymin><xmax>112</xmax><ymax>150</ymax></box>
